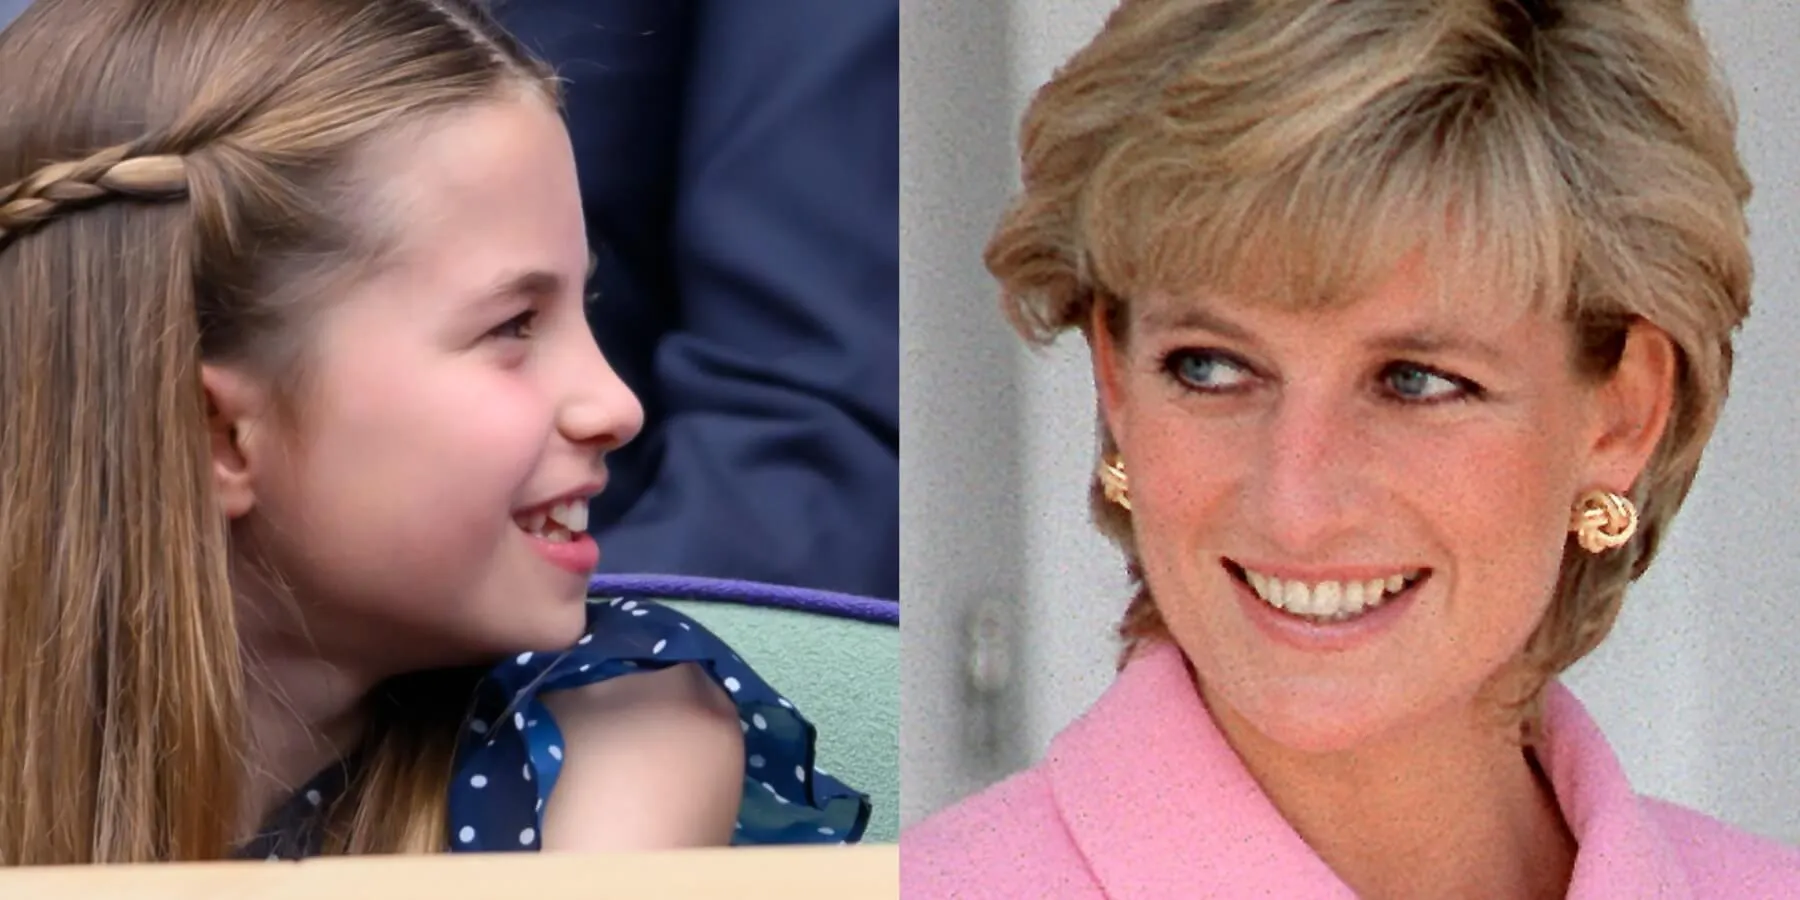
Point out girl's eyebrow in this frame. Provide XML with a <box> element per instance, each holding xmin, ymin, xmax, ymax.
<box><xmin>466</xmin><ymin>252</ymin><xmax>596</xmax><ymax>308</ymax></box>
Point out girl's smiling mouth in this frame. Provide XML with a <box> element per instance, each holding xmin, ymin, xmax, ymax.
<box><xmin>513</xmin><ymin>491</ymin><xmax>603</xmax><ymax>574</ymax></box>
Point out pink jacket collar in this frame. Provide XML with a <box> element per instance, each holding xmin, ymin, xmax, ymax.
<box><xmin>1042</xmin><ymin>642</ymin><xmax>1687</xmax><ymax>898</ymax></box>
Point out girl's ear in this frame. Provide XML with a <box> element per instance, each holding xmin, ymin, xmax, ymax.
<box><xmin>200</xmin><ymin>364</ymin><xmax>271</xmax><ymax>520</ymax></box>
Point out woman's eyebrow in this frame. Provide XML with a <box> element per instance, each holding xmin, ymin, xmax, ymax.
<box><xmin>1139</xmin><ymin>305</ymin><xmax>1256</xmax><ymax>343</ymax></box>
<box><xmin>1366</xmin><ymin>329</ymin><xmax>1507</xmax><ymax>365</ymax></box>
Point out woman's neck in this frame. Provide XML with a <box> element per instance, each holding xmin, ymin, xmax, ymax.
<box><xmin>1204</xmin><ymin>684</ymin><xmax>1576</xmax><ymax>900</ymax></box>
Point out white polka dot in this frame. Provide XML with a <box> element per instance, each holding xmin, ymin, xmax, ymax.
<box><xmin>621</xmin><ymin>601</ymin><xmax>638</xmax><ymax>611</ymax></box>
<box><xmin>796</xmin><ymin>765</ymin><xmax>807</xmax><ymax>782</ymax></box>
<box><xmin>748</xmin><ymin>754</ymin><xmax>765</xmax><ymax>768</ymax></box>
<box><xmin>267</xmin><ymin>852</ymin><xmax>280</xmax><ymax>861</ymax></box>
<box><xmin>523</xmin><ymin>764</ymin><xmax>533</xmax><ymax>781</ymax></box>
<box><xmin>818</xmin><ymin>826</ymin><xmax>835</xmax><ymax>836</ymax></box>
<box><xmin>816</xmin><ymin>766</ymin><xmax>831</xmax><ymax>777</ymax></box>
<box><xmin>514</xmin><ymin>712</ymin><xmax>526</xmax><ymax>731</ymax></box>
<box><xmin>777</xmin><ymin>697</ymin><xmax>794</xmax><ymax>709</ymax></box>
<box><xmin>752</xmin><ymin>713</ymin><xmax>767</xmax><ymax>730</ymax></box>
<box><xmin>536</xmin><ymin>798</ymin><xmax>544</xmax><ymax>812</ymax></box>
<box><xmin>304</xmin><ymin>789</ymin><xmax>322</xmax><ymax>806</ymax></box>
<box><xmin>630</xmin><ymin>609</ymin><xmax>649</xmax><ymax>617</ymax></box>
<box><xmin>470</xmin><ymin>774</ymin><xmax>488</xmax><ymax>788</ymax></box>
<box><xmin>527</xmin><ymin>719</ymin><xmax>538</xmax><ymax>728</ymax></box>
<box><xmin>723</xmin><ymin>677</ymin><xmax>741</xmax><ymax>693</ymax></box>
<box><xmin>652</xmin><ymin>639</ymin><xmax>667</xmax><ymax>654</ymax></box>
<box><xmin>579</xmin><ymin>664</ymin><xmax>592</xmax><ymax>672</ymax></box>
<box><xmin>577</xmin><ymin>634</ymin><xmax>593</xmax><ymax>645</ymax></box>
<box><xmin>519</xmin><ymin>827</ymin><xmax>536</xmax><ymax>845</ymax></box>
<box><xmin>516</xmin><ymin>652</ymin><xmax>533</xmax><ymax>665</ymax></box>
<box><xmin>678</xmin><ymin>622</ymin><xmax>691</xmax><ymax>630</ymax></box>
<box><xmin>469</xmin><ymin>719</ymin><xmax>489</xmax><ymax>734</ymax></box>
<box><xmin>458</xmin><ymin>826</ymin><xmax>475</xmax><ymax>844</ymax></box>
<box><xmin>740</xmin><ymin>719</ymin><xmax>750</xmax><ymax>733</ymax></box>
<box><xmin>608</xmin><ymin>597</ymin><xmax>622</xmax><ymax>607</ymax></box>
<box><xmin>761</xmin><ymin>781</ymin><xmax>776</xmax><ymax>794</ymax></box>
<box><xmin>548</xmin><ymin>745</ymin><xmax>563</xmax><ymax>761</ymax></box>
<box><xmin>775</xmin><ymin>793</ymin><xmax>790</xmax><ymax>805</ymax></box>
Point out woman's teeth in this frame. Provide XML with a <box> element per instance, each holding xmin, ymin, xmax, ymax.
<box><xmin>516</xmin><ymin>499</ymin><xmax>589</xmax><ymax>543</ymax></box>
<box><xmin>1242</xmin><ymin>567</ymin><xmax>1420</xmax><ymax>622</ymax></box>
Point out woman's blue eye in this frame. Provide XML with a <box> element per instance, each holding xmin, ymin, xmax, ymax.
<box><xmin>490</xmin><ymin>310</ymin><xmax>537</xmax><ymax>341</ymax></box>
<box><xmin>1382</xmin><ymin>363</ymin><xmax>1469</xmax><ymax>402</ymax></box>
<box><xmin>1164</xmin><ymin>350</ymin><xmax>1253</xmax><ymax>391</ymax></box>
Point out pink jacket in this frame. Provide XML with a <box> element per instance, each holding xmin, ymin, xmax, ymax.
<box><xmin>903</xmin><ymin>642</ymin><xmax>1800</xmax><ymax>898</ymax></box>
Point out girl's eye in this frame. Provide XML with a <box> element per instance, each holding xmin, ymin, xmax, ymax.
<box><xmin>1162</xmin><ymin>349</ymin><xmax>1255</xmax><ymax>393</ymax></box>
<box><xmin>489</xmin><ymin>309</ymin><xmax>537</xmax><ymax>341</ymax></box>
<box><xmin>1380</xmin><ymin>362</ymin><xmax>1477</xmax><ymax>403</ymax></box>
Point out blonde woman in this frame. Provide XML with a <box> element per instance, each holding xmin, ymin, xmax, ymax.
<box><xmin>903</xmin><ymin>0</ymin><xmax>1800</xmax><ymax>896</ymax></box>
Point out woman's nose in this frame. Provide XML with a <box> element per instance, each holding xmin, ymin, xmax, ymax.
<box><xmin>1249</xmin><ymin>391</ymin><xmax>1364</xmax><ymax>556</ymax></box>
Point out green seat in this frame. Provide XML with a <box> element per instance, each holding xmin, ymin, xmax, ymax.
<box><xmin>660</xmin><ymin>598</ymin><xmax>899</xmax><ymax>844</ymax></box>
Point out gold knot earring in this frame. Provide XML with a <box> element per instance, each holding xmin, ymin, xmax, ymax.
<box><xmin>1570</xmin><ymin>490</ymin><xmax>1637</xmax><ymax>553</ymax></box>
<box><xmin>1098</xmin><ymin>454</ymin><xmax>1131</xmax><ymax>511</ymax></box>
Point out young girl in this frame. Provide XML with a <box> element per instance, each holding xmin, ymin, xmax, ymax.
<box><xmin>0</xmin><ymin>0</ymin><xmax>867</xmax><ymax>864</ymax></box>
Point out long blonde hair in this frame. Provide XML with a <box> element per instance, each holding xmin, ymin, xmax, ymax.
<box><xmin>0</xmin><ymin>0</ymin><xmax>555</xmax><ymax>863</ymax></box>
<box><xmin>987</xmin><ymin>0</ymin><xmax>1752</xmax><ymax>722</ymax></box>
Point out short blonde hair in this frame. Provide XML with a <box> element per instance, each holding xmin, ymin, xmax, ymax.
<box><xmin>987</xmin><ymin>0</ymin><xmax>1752</xmax><ymax>721</ymax></box>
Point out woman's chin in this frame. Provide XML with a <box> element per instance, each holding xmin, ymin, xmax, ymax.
<box><xmin>1206</xmin><ymin>677</ymin><xmax>1437</xmax><ymax>757</ymax></box>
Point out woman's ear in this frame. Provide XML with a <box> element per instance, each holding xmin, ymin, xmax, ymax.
<box><xmin>200</xmin><ymin>364</ymin><xmax>270</xmax><ymax>520</ymax></box>
<box><xmin>1584</xmin><ymin>320</ymin><xmax>1677</xmax><ymax>492</ymax></box>
<box><xmin>1090</xmin><ymin>298</ymin><xmax>1129</xmax><ymax>447</ymax></box>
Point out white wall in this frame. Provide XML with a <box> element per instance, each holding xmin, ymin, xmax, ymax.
<box><xmin>901</xmin><ymin>0</ymin><xmax>1800</xmax><ymax>845</ymax></box>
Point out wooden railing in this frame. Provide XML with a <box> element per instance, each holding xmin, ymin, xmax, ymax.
<box><xmin>0</xmin><ymin>844</ymin><xmax>898</xmax><ymax>899</ymax></box>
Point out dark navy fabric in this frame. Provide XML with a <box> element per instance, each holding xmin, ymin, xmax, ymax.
<box><xmin>245</xmin><ymin>596</ymin><xmax>870</xmax><ymax>859</ymax></box>
<box><xmin>445</xmin><ymin>597</ymin><xmax>870</xmax><ymax>851</ymax></box>
<box><xmin>496</xmin><ymin>0</ymin><xmax>900</xmax><ymax>601</ymax></box>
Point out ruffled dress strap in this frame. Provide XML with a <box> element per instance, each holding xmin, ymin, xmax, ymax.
<box><xmin>445</xmin><ymin>596</ymin><xmax>872</xmax><ymax>852</ymax></box>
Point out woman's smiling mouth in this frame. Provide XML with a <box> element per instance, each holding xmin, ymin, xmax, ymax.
<box><xmin>1225</xmin><ymin>559</ymin><xmax>1428</xmax><ymax>624</ymax></box>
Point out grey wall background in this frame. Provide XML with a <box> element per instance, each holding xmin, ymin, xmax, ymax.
<box><xmin>901</xmin><ymin>0</ymin><xmax>1800</xmax><ymax>845</ymax></box>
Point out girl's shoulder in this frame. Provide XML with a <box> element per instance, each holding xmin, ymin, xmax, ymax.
<box><xmin>446</xmin><ymin>596</ymin><xmax>871</xmax><ymax>852</ymax></box>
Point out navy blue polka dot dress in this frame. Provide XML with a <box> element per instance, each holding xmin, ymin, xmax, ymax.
<box><xmin>444</xmin><ymin>596</ymin><xmax>870</xmax><ymax>851</ymax></box>
<box><xmin>240</xmin><ymin>595</ymin><xmax>870</xmax><ymax>859</ymax></box>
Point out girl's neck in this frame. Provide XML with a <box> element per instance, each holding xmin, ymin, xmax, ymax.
<box><xmin>1205</xmin><ymin>684</ymin><xmax>1576</xmax><ymax>900</ymax></box>
<box><xmin>237</xmin><ymin>632</ymin><xmax>377</xmax><ymax>841</ymax></box>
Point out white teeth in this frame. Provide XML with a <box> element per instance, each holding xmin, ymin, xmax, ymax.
<box><xmin>516</xmin><ymin>499</ymin><xmax>588</xmax><ymax>540</ymax></box>
<box><xmin>1240</xmin><ymin>565</ymin><xmax>1420</xmax><ymax>621</ymax></box>
<box><xmin>547</xmin><ymin>500</ymin><xmax>588</xmax><ymax>533</ymax></box>
<box><xmin>1313</xmin><ymin>580</ymin><xmax>1342</xmax><ymax>616</ymax></box>
<box><xmin>1282</xmin><ymin>580</ymin><xmax>1310</xmax><ymax>615</ymax></box>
